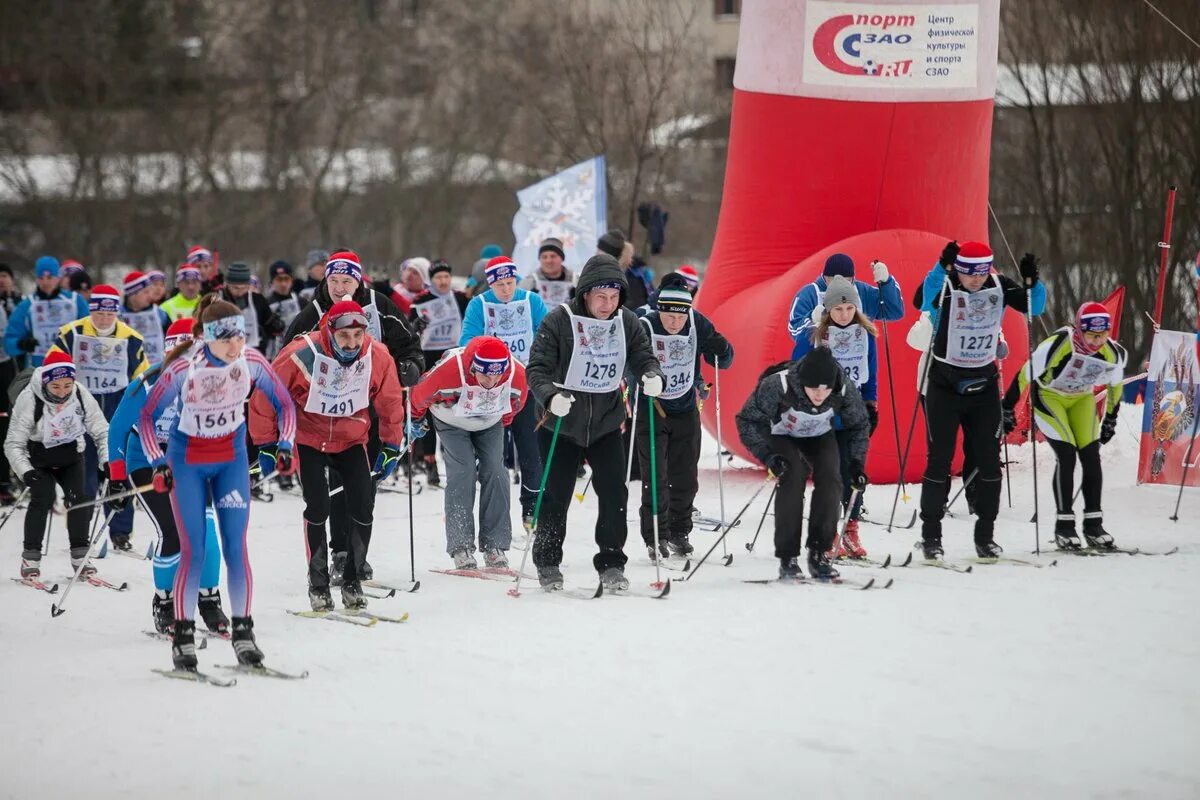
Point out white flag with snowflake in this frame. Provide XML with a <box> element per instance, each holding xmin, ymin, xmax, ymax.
<box><xmin>511</xmin><ymin>156</ymin><xmax>606</xmax><ymax>277</ymax></box>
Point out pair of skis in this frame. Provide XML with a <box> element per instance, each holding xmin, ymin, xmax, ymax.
<box><xmin>153</xmin><ymin>662</ymin><xmax>310</xmax><ymax>687</ymax></box>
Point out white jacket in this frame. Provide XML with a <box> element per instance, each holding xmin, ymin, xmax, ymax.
<box><xmin>4</xmin><ymin>367</ymin><xmax>109</xmax><ymax>477</ymax></box>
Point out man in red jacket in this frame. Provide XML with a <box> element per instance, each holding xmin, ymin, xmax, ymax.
<box><xmin>409</xmin><ymin>336</ymin><xmax>527</xmax><ymax>570</ymax></box>
<box><xmin>249</xmin><ymin>300</ymin><xmax>405</xmax><ymax>611</ymax></box>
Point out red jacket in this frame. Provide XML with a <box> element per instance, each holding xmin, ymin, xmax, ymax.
<box><xmin>249</xmin><ymin>326</ymin><xmax>405</xmax><ymax>452</ymax></box>
<box><xmin>409</xmin><ymin>339</ymin><xmax>527</xmax><ymax>430</ymax></box>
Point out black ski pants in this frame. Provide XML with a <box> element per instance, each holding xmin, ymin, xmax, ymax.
<box><xmin>132</xmin><ymin>466</ymin><xmax>181</xmax><ymax>558</ymax></box>
<box><xmin>0</xmin><ymin>360</ymin><xmax>16</xmax><ymax>487</ymax></box>
<box><xmin>772</xmin><ymin>431</ymin><xmax>842</xmax><ymax>558</ymax></box>
<box><xmin>1049</xmin><ymin>439</ymin><xmax>1102</xmax><ymax>518</ymax></box>
<box><xmin>533</xmin><ymin>426</ymin><xmax>628</xmax><ymax>572</ymax></box>
<box><xmin>24</xmin><ymin>460</ymin><xmax>89</xmax><ymax>555</ymax></box>
<box><xmin>920</xmin><ymin>371</ymin><xmax>1003</xmax><ymax>541</ymax></box>
<box><xmin>635</xmin><ymin>404</ymin><xmax>701</xmax><ymax>543</ymax></box>
<box><xmin>834</xmin><ymin>428</ymin><xmax>865</xmax><ymax>520</ymax></box>
<box><xmin>329</xmin><ymin>416</ymin><xmax>381</xmax><ymax>554</ymax></box>
<box><xmin>299</xmin><ymin>443</ymin><xmax>375</xmax><ymax>588</ymax></box>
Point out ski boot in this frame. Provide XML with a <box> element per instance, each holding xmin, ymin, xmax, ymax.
<box><xmin>152</xmin><ymin>589</ymin><xmax>175</xmax><ymax>635</ymax></box>
<box><xmin>20</xmin><ymin>552</ymin><xmax>41</xmax><ymax>579</ymax></box>
<box><xmin>807</xmin><ymin>548</ymin><xmax>840</xmax><ymax>581</ymax></box>
<box><xmin>921</xmin><ymin>537</ymin><xmax>944</xmax><ymax>560</ymax></box>
<box><xmin>667</xmin><ymin>534</ymin><xmax>694</xmax><ymax>557</ymax></box>
<box><xmin>330</xmin><ymin>551</ymin><xmax>347</xmax><ymax>587</ymax></box>
<box><xmin>70</xmin><ymin>547</ymin><xmax>97</xmax><ymax>579</ymax></box>
<box><xmin>599</xmin><ymin>567</ymin><xmax>630</xmax><ymax>591</ymax></box>
<box><xmin>975</xmin><ymin>540</ymin><xmax>1004</xmax><ymax>558</ymax></box>
<box><xmin>779</xmin><ymin>557</ymin><xmax>804</xmax><ymax>580</ymax></box>
<box><xmin>537</xmin><ymin>565</ymin><xmax>564</xmax><ymax>592</ymax></box>
<box><xmin>250</xmin><ymin>483</ymin><xmax>273</xmax><ymax>503</ymax></box>
<box><xmin>171</xmin><ymin>620</ymin><xmax>198</xmax><ymax>670</ymax></box>
<box><xmin>483</xmin><ymin>549</ymin><xmax>509</xmax><ymax>569</ymax></box>
<box><xmin>452</xmin><ymin>549</ymin><xmax>478</xmax><ymax>570</ymax></box>
<box><xmin>646</xmin><ymin>540</ymin><xmax>670</xmax><ymax>561</ymax></box>
<box><xmin>309</xmin><ymin>584</ymin><xmax>334</xmax><ymax>612</ymax></box>
<box><xmin>1054</xmin><ymin>517</ymin><xmax>1081</xmax><ymax>550</ymax></box>
<box><xmin>423</xmin><ymin>458</ymin><xmax>441</xmax><ymax>487</ymax></box>
<box><xmin>1083</xmin><ymin>518</ymin><xmax>1115</xmax><ymax>550</ymax></box>
<box><xmin>230</xmin><ymin>616</ymin><xmax>264</xmax><ymax>666</ymax></box>
<box><xmin>360</xmin><ymin>559</ymin><xmax>373</xmax><ymax>581</ymax></box>
<box><xmin>842</xmin><ymin>519</ymin><xmax>867</xmax><ymax>559</ymax></box>
<box><xmin>197</xmin><ymin>588</ymin><xmax>231</xmax><ymax>636</ymax></box>
<box><xmin>111</xmin><ymin>534</ymin><xmax>132</xmax><ymax>552</ymax></box>
<box><xmin>341</xmin><ymin>580</ymin><xmax>367</xmax><ymax>610</ymax></box>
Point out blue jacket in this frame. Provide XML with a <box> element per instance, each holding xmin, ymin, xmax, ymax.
<box><xmin>787</xmin><ymin>276</ymin><xmax>904</xmax><ymax>342</ymax></box>
<box><xmin>916</xmin><ymin>262</ymin><xmax>1046</xmax><ymax>330</ymax></box>
<box><xmin>458</xmin><ymin>288</ymin><xmax>549</xmax><ymax>347</ymax></box>
<box><xmin>791</xmin><ymin>323</ymin><xmax>878</xmax><ymax>402</ymax></box>
<box><xmin>108</xmin><ymin>366</ymin><xmax>164</xmax><ymax>476</ymax></box>
<box><xmin>4</xmin><ymin>290</ymin><xmax>90</xmax><ymax>367</ymax></box>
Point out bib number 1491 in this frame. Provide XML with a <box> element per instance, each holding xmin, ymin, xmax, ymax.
<box><xmin>320</xmin><ymin>399</ymin><xmax>356</xmax><ymax>416</ymax></box>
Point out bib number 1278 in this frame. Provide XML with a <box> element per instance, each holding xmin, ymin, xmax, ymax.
<box><xmin>585</xmin><ymin>362</ymin><xmax>617</xmax><ymax>381</ymax></box>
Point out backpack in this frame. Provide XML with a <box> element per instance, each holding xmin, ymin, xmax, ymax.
<box><xmin>7</xmin><ymin>366</ymin><xmax>33</xmax><ymax>407</ymax></box>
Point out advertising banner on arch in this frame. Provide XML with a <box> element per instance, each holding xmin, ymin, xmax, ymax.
<box><xmin>1137</xmin><ymin>329</ymin><xmax>1200</xmax><ymax>487</ymax></box>
<box><xmin>511</xmin><ymin>156</ymin><xmax>607</xmax><ymax>278</ymax></box>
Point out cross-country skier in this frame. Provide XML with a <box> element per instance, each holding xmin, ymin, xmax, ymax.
<box><xmin>735</xmin><ymin>347</ymin><xmax>871</xmax><ymax>580</ymax></box>
<box><xmin>908</xmin><ymin>240</ymin><xmax>1045</xmax><ymax>559</ymax></box>
<box><xmin>634</xmin><ymin>274</ymin><xmax>733</xmax><ymax>558</ymax></box>
<box><xmin>1003</xmin><ymin>301</ymin><xmax>1126</xmax><ymax>550</ymax></box>
<box><xmin>409</xmin><ymin>336</ymin><xmax>528</xmax><ymax>569</ymax></box>
<box><xmin>120</xmin><ymin>271</ymin><xmax>170</xmax><ymax>368</ymax></box>
<box><xmin>791</xmin><ymin>275</ymin><xmax>879</xmax><ymax>559</ymax></box>
<box><xmin>58</xmin><ymin>260</ymin><xmax>86</xmax><ymax>292</ymax></box>
<box><xmin>220</xmin><ymin>263</ymin><xmax>283</xmax><ymax>354</ymax></box>
<box><xmin>460</xmin><ymin>255</ymin><xmax>549</xmax><ymax>528</ymax></box>
<box><xmin>406</xmin><ymin>259</ymin><xmax>469</xmax><ymax>485</ymax></box>
<box><xmin>5</xmin><ymin>350</ymin><xmax>109</xmax><ymax>579</ymax></box>
<box><xmin>525</xmin><ymin>253</ymin><xmax>663</xmax><ymax>591</ymax></box>
<box><xmin>161</xmin><ymin>263</ymin><xmax>205</xmax><ymax>323</ymax></box>
<box><xmin>4</xmin><ymin>256</ymin><xmax>89</xmax><ymax>368</ymax></box>
<box><xmin>144</xmin><ymin>270</ymin><xmax>168</xmax><ymax>305</ymax></box>
<box><xmin>263</xmin><ymin>260</ymin><xmax>304</xmax><ymax>360</ymax></box>
<box><xmin>787</xmin><ymin>253</ymin><xmax>903</xmax><ymax>356</ymax></box>
<box><xmin>519</xmin><ymin>237</ymin><xmax>577</xmax><ymax>307</ymax></box>
<box><xmin>107</xmin><ymin>315</ymin><xmax>229</xmax><ymax>635</ymax></box>
<box><xmin>139</xmin><ymin>300</ymin><xmax>297</xmax><ymax>670</ymax></box>
<box><xmin>250</xmin><ymin>300</ymin><xmax>405</xmax><ymax>611</ymax></box>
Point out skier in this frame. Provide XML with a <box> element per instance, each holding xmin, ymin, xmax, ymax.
<box><xmin>4</xmin><ymin>256</ymin><xmax>89</xmax><ymax>368</ymax></box>
<box><xmin>909</xmin><ymin>240</ymin><xmax>1045</xmax><ymax>559</ymax></box>
<box><xmin>1004</xmin><ymin>301</ymin><xmax>1126</xmax><ymax>550</ymax></box>
<box><xmin>263</xmin><ymin>260</ymin><xmax>303</xmax><ymax>359</ymax></box>
<box><xmin>188</xmin><ymin>245</ymin><xmax>224</xmax><ymax>294</ymax></box>
<box><xmin>139</xmin><ymin>300</ymin><xmax>297</xmax><ymax>670</ymax></box>
<box><xmin>735</xmin><ymin>347</ymin><xmax>871</xmax><ymax>580</ymax></box>
<box><xmin>391</xmin><ymin>257</ymin><xmax>431</xmax><ymax>314</ymax></box>
<box><xmin>59</xmin><ymin>260</ymin><xmax>86</xmax><ymax>291</ymax></box>
<box><xmin>787</xmin><ymin>253</ymin><xmax>904</xmax><ymax>356</ymax></box>
<box><xmin>791</xmin><ymin>275</ymin><xmax>879</xmax><ymax>559</ymax></box>
<box><xmin>120</xmin><ymin>270</ymin><xmax>170</xmax><ymax>367</ymax></box>
<box><xmin>519</xmin><ymin>237</ymin><xmax>576</xmax><ymax>307</ymax></box>
<box><xmin>107</xmin><ymin>316</ymin><xmax>229</xmax><ymax>635</ymax></box>
<box><xmin>408</xmin><ymin>336</ymin><xmax>528</xmax><ymax>569</ymax></box>
<box><xmin>634</xmin><ymin>274</ymin><xmax>733</xmax><ymax>558</ymax></box>
<box><xmin>50</xmin><ymin>285</ymin><xmax>151</xmax><ymax>551</ymax></box>
<box><xmin>298</xmin><ymin>249</ymin><xmax>330</xmax><ymax>303</ymax></box>
<box><xmin>160</xmin><ymin>263</ymin><xmax>204</xmax><ymax>322</ymax></box>
<box><xmin>251</xmin><ymin>300</ymin><xmax>404</xmax><ymax>610</ymax></box>
<box><xmin>220</xmin><ymin>262</ymin><xmax>283</xmax><ymax>354</ymax></box>
<box><xmin>460</xmin><ymin>255</ymin><xmax>549</xmax><ymax>527</ymax></box>
<box><xmin>145</xmin><ymin>269</ymin><xmax>168</xmax><ymax>305</ymax></box>
<box><xmin>675</xmin><ymin>264</ymin><xmax>700</xmax><ymax>294</ymax></box>
<box><xmin>5</xmin><ymin>350</ymin><xmax>110</xmax><ymax>579</ymax></box>
<box><xmin>408</xmin><ymin>258</ymin><xmax>469</xmax><ymax>485</ymax></box>
<box><xmin>525</xmin><ymin>253</ymin><xmax>664</xmax><ymax>590</ymax></box>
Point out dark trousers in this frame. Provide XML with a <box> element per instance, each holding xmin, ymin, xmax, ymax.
<box><xmin>533</xmin><ymin>427</ymin><xmax>628</xmax><ymax>572</ymax></box>
<box><xmin>1049</xmin><ymin>439</ymin><xmax>1102</xmax><ymax>517</ymax></box>
<box><xmin>329</xmin><ymin>416</ymin><xmax>381</xmax><ymax>553</ymax></box>
<box><xmin>132</xmin><ymin>467</ymin><xmax>181</xmax><ymax>557</ymax></box>
<box><xmin>510</xmin><ymin>399</ymin><xmax>543</xmax><ymax>516</ymax></box>
<box><xmin>772</xmin><ymin>432</ymin><xmax>842</xmax><ymax>559</ymax></box>
<box><xmin>299</xmin><ymin>443</ymin><xmax>375</xmax><ymax>588</ymax></box>
<box><xmin>635</xmin><ymin>405</ymin><xmax>701</xmax><ymax>543</ymax></box>
<box><xmin>834</xmin><ymin>428</ymin><xmax>865</xmax><ymax>521</ymax></box>
<box><xmin>920</xmin><ymin>372</ymin><xmax>1003</xmax><ymax>541</ymax></box>
<box><xmin>83</xmin><ymin>393</ymin><xmax>134</xmax><ymax>539</ymax></box>
<box><xmin>24</xmin><ymin>460</ymin><xmax>90</xmax><ymax>555</ymax></box>
<box><xmin>0</xmin><ymin>360</ymin><xmax>16</xmax><ymax>486</ymax></box>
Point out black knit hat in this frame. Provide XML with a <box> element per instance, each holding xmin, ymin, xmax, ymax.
<box><xmin>597</xmin><ymin>229</ymin><xmax>626</xmax><ymax>258</ymax></box>
<box><xmin>226</xmin><ymin>262</ymin><xmax>253</xmax><ymax>285</ymax></box>
<box><xmin>269</xmin><ymin>259</ymin><xmax>293</xmax><ymax>278</ymax></box>
<box><xmin>68</xmin><ymin>270</ymin><xmax>93</xmax><ymax>293</ymax></box>
<box><xmin>795</xmin><ymin>347</ymin><xmax>840</xmax><ymax>389</ymax></box>
<box><xmin>429</xmin><ymin>259</ymin><xmax>452</xmax><ymax>277</ymax></box>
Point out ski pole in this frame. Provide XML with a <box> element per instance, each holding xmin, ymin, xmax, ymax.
<box><xmin>1169</xmin><ymin>405</ymin><xmax>1200</xmax><ymax>521</ymax></box>
<box><xmin>684</xmin><ymin>476</ymin><xmax>772</xmax><ymax>583</ymax></box>
<box><xmin>647</xmin><ymin>392</ymin><xmax>664</xmax><ymax>588</ymax></box>
<box><xmin>0</xmin><ymin>487</ymin><xmax>30</xmax><ymax>533</ymax></box>
<box><xmin>1003</xmin><ymin>436</ymin><xmax>1013</xmax><ymax>508</ymax></box>
<box><xmin>1024</xmin><ymin>283</ymin><xmax>1041</xmax><ymax>555</ymax></box>
<box><xmin>574</xmin><ymin>475</ymin><xmax>591</xmax><ymax>503</ymax></box>
<box><xmin>50</xmin><ymin>506</ymin><xmax>120</xmax><ymax>618</ymax></box>
<box><xmin>624</xmin><ymin>385</ymin><xmax>641</xmax><ymax>484</ymax></box>
<box><xmin>64</xmin><ymin>482</ymin><xmax>157</xmax><ymax>512</ymax></box>
<box><xmin>944</xmin><ymin>469</ymin><xmax>979</xmax><ymax>514</ymax></box>
<box><xmin>873</xmin><ymin>265</ymin><xmax>908</xmax><ymax>502</ymax></box>
<box><xmin>510</xmin><ymin>413</ymin><xmax>564</xmax><ymax>597</ymax></box>
<box><xmin>713</xmin><ymin>354</ymin><xmax>729</xmax><ymax>559</ymax></box>
<box><xmin>745</xmin><ymin>482</ymin><xmax>777</xmax><ymax>553</ymax></box>
<box><xmin>405</xmin><ymin>389</ymin><xmax>416</xmax><ymax>585</ymax></box>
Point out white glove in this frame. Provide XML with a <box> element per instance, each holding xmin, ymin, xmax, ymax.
<box><xmin>549</xmin><ymin>392</ymin><xmax>575</xmax><ymax>417</ymax></box>
<box><xmin>906</xmin><ymin>312</ymin><xmax>933</xmax><ymax>351</ymax></box>
<box><xmin>641</xmin><ymin>373</ymin><xmax>664</xmax><ymax>398</ymax></box>
<box><xmin>871</xmin><ymin>260</ymin><xmax>890</xmax><ymax>283</ymax></box>
<box><xmin>810</xmin><ymin>304</ymin><xmax>825</xmax><ymax>326</ymax></box>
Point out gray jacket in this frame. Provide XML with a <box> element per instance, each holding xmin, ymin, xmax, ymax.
<box><xmin>5</xmin><ymin>367</ymin><xmax>109</xmax><ymax>476</ymax></box>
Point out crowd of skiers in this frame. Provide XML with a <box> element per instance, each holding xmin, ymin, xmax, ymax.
<box><xmin>0</xmin><ymin>229</ymin><xmax>1127</xmax><ymax>675</ymax></box>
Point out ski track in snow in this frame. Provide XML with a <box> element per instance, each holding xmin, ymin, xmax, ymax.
<box><xmin>1</xmin><ymin>415</ymin><xmax>1197</xmax><ymax>798</ymax></box>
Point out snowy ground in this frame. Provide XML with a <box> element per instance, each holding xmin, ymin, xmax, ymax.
<box><xmin>2</xmin><ymin>412</ymin><xmax>1198</xmax><ymax>800</ymax></box>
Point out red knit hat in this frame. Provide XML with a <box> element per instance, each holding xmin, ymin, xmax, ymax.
<box><xmin>484</xmin><ymin>256</ymin><xmax>518</xmax><ymax>285</ymax></box>
<box><xmin>89</xmin><ymin>285</ymin><xmax>121</xmax><ymax>312</ymax></box>
<box><xmin>41</xmin><ymin>350</ymin><xmax>76</xmax><ymax>385</ymax></box>
<box><xmin>123</xmin><ymin>270</ymin><xmax>150</xmax><ymax>295</ymax></box>
<box><xmin>325</xmin><ymin>251</ymin><xmax>363</xmax><ymax>282</ymax></box>
<box><xmin>470</xmin><ymin>336</ymin><xmax>510</xmax><ymax>376</ymax></box>
<box><xmin>954</xmin><ymin>241</ymin><xmax>994</xmax><ymax>275</ymax></box>
<box><xmin>165</xmin><ymin>318</ymin><xmax>195</xmax><ymax>349</ymax></box>
<box><xmin>1073</xmin><ymin>301</ymin><xmax>1111</xmax><ymax>354</ymax></box>
<box><xmin>676</xmin><ymin>265</ymin><xmax>699</xmax><ymax>288</ymax></box>
<box><xmin>186</xmin><ymin>245</ymin><xmax>213</xmax><ymax>264</ymax></box>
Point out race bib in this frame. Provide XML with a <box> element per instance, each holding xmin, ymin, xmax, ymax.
<box><xmin>417</xmin><ymin>293</ymin><xmax>462</xmax><ymax>352</ymax></box>
<box><xmin>942</xmin><ymin>284</ymin><xmax>1004</xmax><ymax>368</ymax></box>
<box><xmin>648</xmin><ymin>317</ymin><xmax>697</xmax><ymax>401</ymax></box>
<box><xmin>769</xmin><ymin>372</ymin><xmax>835</xmax><ymax>438</ymax></box>
<box><xmin>272</xmin><ymin>296</ymin><xmax>302</xmax><ymax>326</ymax></box>
<box><xmin>452</xmin><ymin>356</ymin><xmax>512</xmax><ymax>419</ymax></box>
<box><xmin>31</xmin><ymin>296</ymin><xmax>78</xmax><ymax>356</ymax></box>
<box><xmin>303</xmin><ymin>336</ymin><xmax>372</xmax><ymax>417</ymax></box>
<box><xmin>482</xmin><ymin>297</ymin><xmax>533</xmax><ymax>364</ymax></box>
<box><xmin>1045</xmin><ymin>353</ymin><xmax>1120</xmax><ymax>395</ymax></box>
<box><xmin>121</xmin><ymin>308</ymin><xmax>165</xmax><ymax>365</ymax></box>
<box><xmin>825</xmin><ymin>323</ymin><xmax>870</xmax><ymax>387</ymax></box>
<box><xmin>41</xmin><ymin>396</ymin><xmax>86</xmax><ymax>448</ymax></box>
<box><xmin>562</xmin><ymin>307</ymin><xmax>626</xmax><ymax>393</ymax></box>
<box><xmin>535</xmin><ymin>276</ymin><xmax>573</xmax><ymax>307</ymax></box>
<box><xmin>241</xmin><ymin>301</ymin><xmax>261</xmax><ymax>350</ymax></box>
<box><xmin>178</xmin><ymin>355</ymin><xmax>251</xmax><ymax>438</ymax></box>
<box><xmin>72</xmin><ymin>334</ymin><xmax>129</xmax><ymax>395</ymax></box>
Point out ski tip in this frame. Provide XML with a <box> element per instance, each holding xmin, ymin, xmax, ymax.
<box><xmin>1048</xmin><ymin>560</ymin><xmax>1058</xmax><ymax>568</ymax></box>
<box><xmin>964</xmin><ymin>565</ymin><xmax>974</xmax><ymax>573</ymax></box>
<box><xmin>720</xmin><ymin>554</ymin><xmax>734</xmax><ymax>567</ymax></box>
<box><xmin>860</xmin><ymin>578</ymin><xmax>875</xmax><ymax>590</ymax></box>
<box><xmin>656</xmin><ymin>579</ymin><xmax>672</xmax><ymax>598</ymax></box>
<box><xmin>50</xmin><ymin>604</ymin><xmax>64</xmax><ymax>617</ymax></box>
<box><xmin>118</xmin><ymin>582</ymin><xmax>130</xmax><ymax>591</ymax></box>
<box><xmin>880</xmin><ymin>554</ymin><xmax>893</xmax><ymax>568</ymax></box>
<box><xmin>199</xmin><ymin>638</ymin><xmax>208</xmax><ymax>649</ymax></box>
<box><xmin>681</xmin><ymin>559</ymin><xmax>692</xmax><ymax>573</ymax></box>
<box><xmin>408</xmin><ymin>580</ymin><xmax>421</xmax><ymax>593</ymax></box>
<box><xmin>383</xmin><ymin>589</ymin><xmax>397</xmax><ymax>599</ymax></box>
<box><xmin>882</xmin><ymin>578</ymin><xmax>895</xmax><ymax>589</ymax></box>
<box><xmin>592</xmin><ymin>584</ymin><xmax>603</xmax><ymax>598</ymax></box>
<box><xmin>900</xmin><ymin>552</ymin><xmax>914</xmax><ymax>567</ymax></box>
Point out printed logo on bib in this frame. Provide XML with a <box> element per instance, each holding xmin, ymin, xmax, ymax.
<box><xmin>482</xmin><ymin>298</ymin><xmax>533</xmax><ymax>363</ymax></box>
<box><xmin>651</xmin><ymin>318</ymin><xmax>697</xmax><ymax>401</ymax></box>
<box><xmin>73</xmin><ymin>336</ymin><xmax>130</xmax><ymax>394</ymax></box>
<box><xmin>305</xmin><ymin>338</ymin><xmax>372</xmax><ymax>417</ymax></box>
<box><xmin>942</xmin><ymin>285</ymin><xmax>1004</xmax><ymax>368</ymax></box>
<box><xmin>179</xmin><ymin>356</ymin><xmax>251</xmax><ymax>438</ymax></box>
<box><xmin>418</xmin><ymin>294</ymin><xmax>462</xmax><ymax>351</ymax></box>
<box><xmin>1047</xmin><ymin>354</ymin><xmax>1118</xmax><ymax>395</ymax></box>
<box><xmin>825</xmin><ymin>324</ymin><xmax>870</xmax><ymax>386</ymax></box>
<box><xmin>41</xmin><ymin>398</ymin><xmax>86</xmax><ymax>448</ymax></box>
<box><xmin>771</xmin><ymin>407</ymin><xmax>835</xmax><ymax>438</ymax></box>
<box><xmin>31</xmin><ymin>297</ymin><xmax>78</xmax><ymax>356</ymax></box>
<box><xmin>563</xmin><ymin>313</ymin><xmax>625</xmax><ymax>393</ymax></box>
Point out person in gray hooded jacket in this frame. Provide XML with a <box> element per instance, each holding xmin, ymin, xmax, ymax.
<box><xmin>735</xmin><ymin>348</ymin><xmax>870</xmax><ymax>581</ymax></box>
<box><xmin>525</xmin><ymin>253</ymin><xmax>664</xmax><ymax>591</ymax></box>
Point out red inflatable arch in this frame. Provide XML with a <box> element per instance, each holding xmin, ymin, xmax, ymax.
<box><xmin>696</xmin><ymin>0</ymin><xmax>1021</xmax><ymax>483</ymax></box>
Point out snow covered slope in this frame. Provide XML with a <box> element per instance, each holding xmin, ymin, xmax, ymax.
<box><xmin>1</xmin><ymin>412</ymin><xmax>1197</xmax><ymax>799</ymax></box>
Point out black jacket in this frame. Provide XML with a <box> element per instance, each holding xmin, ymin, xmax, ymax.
<box><xmin>283</xmin><ymin>278</ymin><xmax>424</xmax><ymax>385</ymax></box>
<box><xmin>635</xmin><ymin>309</ymin><xmax>733</xmax><ymax>415</ymax></box>
<box><xmin>221</xmin><ymin>288</ymin><xmax>283</xmax><ymax>346</ymax></box>
<box><xmin>526</xmin><ymin>255</ymin><xmax>663</xmax><ymax>447</ymax></box>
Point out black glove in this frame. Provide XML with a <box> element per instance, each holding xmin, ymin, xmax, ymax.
<box><xmin>108</xmin><ymin>478</ymin><xmax>131</xmax><ymax>510</ymax></box>
<box><xmin>849</xmin><ymin>465</ymin><xmax>868</xmax><ymax>492</ymax></box>
<box><xmin>17</xmin><ymin>336</ymin><xmax>38</xmax><ymax>354</ymax></box>
<box><xmin>98</xmin><ymin>462</ymin><xmax>110</xmax><ymax>486</ymax></box>
<box><xmin>22</xmin><ymin>469</ymin><xmax>43</xmax><ymax>488</ymax></box>
<box><xmin>1019</xmin><ymin>252</ymin><xmax>1040</xmax><ymax>285</ymax></box>
<box><xmin>865</xmin><ymin>403</ymin><xmax>879</xmax><ymax>435</ymax></box>
<box><xmin>766</xmin><ymin>453</ymin><xmax>789</xmax><ymax>479</ymax></box>
<box><xmin>399</xmin><ymin>360</ymin><xmax>422</xmax><ymax>387</ymax></box>
<box><xmin>1002</xmin><ymin>407</ymin><xmax>1016</xmax><ymax>434</ymax></box>
<box><xmin>939</xmin><ymin>241</ymin><xmax>960</xmax><ymax>271</ymax></box>
<box><xmin>411</xmin><ymin>314</ymin><xmax>429</xmax><ymax>334</ymax></box>
<box><xmin>1100</xmin><ymin>410</ymin><xmax>1118</xmax><ymax>445</ymax></box>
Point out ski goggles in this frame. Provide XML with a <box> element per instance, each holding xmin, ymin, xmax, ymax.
<box><xmin>89</xmin><ymin>295</ymin><xmax>121</xmax><ymax>312</ymax></box>
<box><xmin>1078</xmin><ymin>313</ymin><xmax>1110</xmax><ymax>332</ymax></box>
<box><xmin>202</xmin><ymin>314</ymin><xmax>246</xmax><ymax>340</ymax></box>
<box><xmin>329</xmin><ymin>311</ymin><xmax>368</xmax><ymax>330</ymax></box>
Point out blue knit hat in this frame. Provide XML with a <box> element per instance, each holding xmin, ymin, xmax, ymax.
<box><xmin>823</xmin><ymin>253</ymin><xmax>854</xmax><ymax>279</ymax></box>
<box><xmin>479</xmin><ymin>244</ymin><xmax>503</xmax><ymax>260</ymax></box>
<box><xmin>35</xmin><ymin>256</ymin><xmax>60</xmax><ymax>277</ymax></box>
